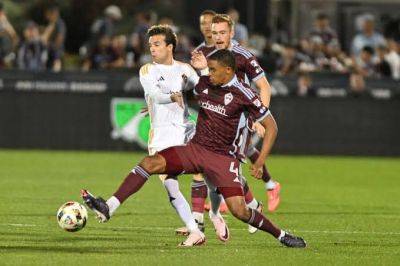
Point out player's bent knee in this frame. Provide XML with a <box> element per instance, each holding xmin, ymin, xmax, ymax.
<box><xmin>192</xmin><ymin>173</ymin><xmax>204</xmax><ymax>181</ymax></box>
<box><xmin>139</xmin><ymin>155</ymin><xmax>166</xmax><ymax>174</ymax></box>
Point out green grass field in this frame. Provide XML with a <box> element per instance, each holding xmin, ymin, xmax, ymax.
<box><xmin>0</xmin><ymin>150</ymin><xmax>399</xmax><ymax>265</ymax></box>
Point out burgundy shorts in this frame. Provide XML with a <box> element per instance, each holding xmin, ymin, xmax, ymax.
<box><xmin>158</xmin><ymin>141</ymin><xmax>243</xmax><ymax>198</ymax></box>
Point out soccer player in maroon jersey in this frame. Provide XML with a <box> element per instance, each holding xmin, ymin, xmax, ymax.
<box><xmin>81</xmin><ymin>49</ymin><xmax>306</xmax><ymax>248</ymax></box>
<box><xmin>179</xmin><ymin>10</ymin><xmax>265</xmax><ymax>236</ymax></box>
<box><xmin>193</xmin><ymin>14</ymin><xmax>282</xmax><ymax>214</ymax></box>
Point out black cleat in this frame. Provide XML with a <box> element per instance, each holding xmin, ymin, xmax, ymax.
<box><xmin>280</xmin><ymin>233</ymin><xmax>307</xmax><ymax>248</ymax></box>
<box><xmin>81</xmin><ymin>189</ymin><xmax>110</xmax><ymax>223</ymax></box>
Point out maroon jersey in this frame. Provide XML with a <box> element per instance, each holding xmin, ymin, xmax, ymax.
<box><xmin>194</xmin><ymin>42</ymin><xmax>215</xmax><ymax>57</ymax></box>
<box><xmin>191</xmin><ymin>75</ymin><xmax>270</xmax><ymax>161</ymax></box>
<box><xmin>205</xmin><ymin>42</ymin><xmax>265</xmax><ymax>86</ymax></box>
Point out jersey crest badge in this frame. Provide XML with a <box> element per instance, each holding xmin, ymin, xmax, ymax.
<box><xmin>182</xmin><ymin>74</ymin><xmax>188</xmax><ymax>84</ymax></box>
<box><xmin>224</xmin><ymin>92</ymin><xmax>233</xmax><ymax>105</ymax></box>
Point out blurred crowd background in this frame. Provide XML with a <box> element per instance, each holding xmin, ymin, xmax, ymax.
<box><xmin>0</xmin><ymin>0</ymin><xmax>399</xmax><ymax>95</ymax></box>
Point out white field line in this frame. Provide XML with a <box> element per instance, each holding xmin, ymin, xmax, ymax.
<box><xmin>1</xmin><ymin>223</ymin><xmax>400</xmax><ymax>236</ymax></box>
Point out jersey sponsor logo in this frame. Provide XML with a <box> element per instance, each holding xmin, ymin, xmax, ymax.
<box><xmin>199</xmin><ymin>100</ymin><xmax>227</xmax><ymax>116</ymax></box>
<box><xmin>224</xmin><ymin>92</ymin><xmax>233</xmax><ymax>105</ymax></box>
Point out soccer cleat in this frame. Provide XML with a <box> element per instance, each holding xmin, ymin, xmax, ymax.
<box><xmin>267</xmin><ymin>182</ymin><xmax>281</xmax><ymax>212</ymax></box>
<box><xmin>204</xmin><ymin>202</ymin><xmax>229</xmax><ymax>214</ymax></box>
<box><xmin>209</xmin><ymin>212</ymin><xmax>229</xmax><ymax>242</ymax></box>
<box><xmin>248</xmin><ymin>202</ymin><xmax>263</xmax><ymax>234</ymax></box>
<box><xmin>81</xmin><ymin>189</ymin><xmax>110</xmax><ymax>223</ymax></box>
<box><xmin>178</xmin><ymin>231</ymin><xmax>206</xmax><ymax>247</ymax></box>
<box><xmin>175</xmin><ymin>221</ymin><xmax>205</xmax><ymax>236</ymax></box>
<box><xmin>279</xmin><ymin>232</ymin><xmax>307</xmax><ymax>248</ymax></box>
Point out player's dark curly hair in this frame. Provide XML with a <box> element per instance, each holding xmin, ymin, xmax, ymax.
<box><xmin>208</xmin><ymin>49</ymin><xmax>237</xmax><ymax>72</ymax></box>
<box><xmin>147</xmin><ymin>24</ymin><xmax>177</xmax><ymax>52</ymax></box>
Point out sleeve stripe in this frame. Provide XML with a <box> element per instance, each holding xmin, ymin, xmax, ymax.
<box><xmin>234</xmin><ymin>81</ymin><xmax>255</xmax><ymax>99</ymax></box>
<box><xmin>232</xmin><ymin>46</ymin><xmax>252</xmax><ymax>59</ymax></box>
<box><xmin>252</xmin><ymin>72</ymin><xmax>265</xmax><ymax>81</ymax></box>
<box><xmin>255</xmin><ymin>110</ymin><xmax>271</xmax><ymax>123</ymax></box>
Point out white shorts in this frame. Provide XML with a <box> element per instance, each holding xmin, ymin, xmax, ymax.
<box><xmin>148</xmin><ymin>122</ymin><xmax>196</xmax><ymax>156</ymax></box>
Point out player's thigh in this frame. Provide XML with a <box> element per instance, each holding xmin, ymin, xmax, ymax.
<box><xmin>158</xmin><ymin>145</ymin><xmax>199</xmax><ymax>176</ymax></box>
<box><xmin>203</xmin><ymin>154</ymin><xmax>242</xmax><ymax>189</ymax></box>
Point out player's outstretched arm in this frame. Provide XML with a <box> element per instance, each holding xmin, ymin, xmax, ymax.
<box><xmin>250</xmin><ymin>114</ymin><xmax>277</xmax><ymax>179</ymax></box>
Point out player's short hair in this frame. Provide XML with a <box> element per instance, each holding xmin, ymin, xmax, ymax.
<box><xmin>208</xmin><ymin>49</ymin><xmax>237</xmax><ymax>72</ymax></box>
<box><xmin>212</xmin><ymin>14</ymin><xmax>234</xmax><ymax>30</ymax></box>
<box><xmin>200</xmin><ymin>10</ymin><xmax>216</xmax><ymax>17</ymax></box>
<box><xmin>147</xmin><ymin>24</ymin><xmax>177</xmax><ymax>52</ymax></box>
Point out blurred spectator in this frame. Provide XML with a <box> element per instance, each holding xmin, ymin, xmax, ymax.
<box><xmin>351</xmin><ymin>14</ymin><xmax>386</xmax><ymax>56</ymax></box>
<box><xmin>82</xmin><ymin>35</ymin><xmax>112</xmax><ymax>71</ymax></box>
<box><xmin>308</xmin><ymin>13</ymin><xmax>338</xmax><ymax>47</ymax></box>
<box><xmin>385</xmin><ymin>38</ymin><xmax>400</xmax><ymax>79</ymax></box>
<box><xmin>17</xmin><ymin>21</ymin><xmax>47</xmax><ymax>71</ymax></box>
<box><xmin>257</xmin><ymin>41</ymin><xmax>280</xmax><ymax>74</ymax></box>
<box><xmin>349</xmin><ymin>46</ymin><xmax>376</xmax><ymax>94</ymax></box>
<box><xmin>375</xmin><ymin>45</ymin><xmax>392</xmax><ymax>78</ymax></box>
<box><xmin>354</xmin><ymin>46</ymin><xmax>376</xmax><ymax>77</ymax></box>
<box><xmin>0</xmin><ymin>2</ymin><xmax>18</xmax><ymax>68</ymax></box>
<box><xmin>129</xmin><ymin>11</ymin><xmax>153</xmax><ymax>66</ymax></box>
<box><xmin>277</xmin><ymin>44</ymin><xmax>302</xmax><ymax>75</ymax></box>
<box><xmin>227</xmin><ymin>8</ymin><xmax>248</xmax><ymax>46</ymax></box>
<box><xmin>91</xmin><ymin>5</ymin><xmax>122</xmax><ymax>42</ymax></box>
<box><xmin>81</xmin><ymin>5</ymin><xmax>122</xmax><ymax>68</ymax></box>
<box><xmin>108</xmin><ymin>34</ymin><xmax>127</xmax><ymax>68</ymax></box>
<box><xmin>41</xmin><ymin>4</ymin><xmax>66</xmax><ymax>72</ymax></box>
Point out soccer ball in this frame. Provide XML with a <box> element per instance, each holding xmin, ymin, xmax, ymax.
<box><xmin>57</xmin><ymin>201</ymin><xmax>88</xmax><ymax>232</ymax></box>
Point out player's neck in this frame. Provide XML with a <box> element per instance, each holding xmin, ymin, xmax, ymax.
<box><xmin>155</xmin><ymin>57</ymin><xmax>174</xmax><ymax>65</ymax></box>
<box><xmin>205</xmin><ymin>38</ymin><xmax>213</xmax><ymax>47</ymax></box>
<box><xmin>221</xmin><ymin>74</ymin><xmax>237</xmax><ymax>87</ymax></box>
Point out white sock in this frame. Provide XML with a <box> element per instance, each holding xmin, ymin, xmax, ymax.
<box><xmin>106</xmin><ymin>196</ymin><xmax>120</xmax><ymax>216</ymax></box>
<box><xmin>209</xmin><ymin>188</ymin><xmax>222</xmax><ymax>216</ymax></box>
<box><xmin>163</xmin><ymin>178</ymin><xmax>198</xmax><ymax>232</ymax></box>
<box><xmin>278</xmin><ymin>230</ymin><xmax>286</xmax><ymax>240</ymax></box>
<box><xmin>246</xmin><ymin>198</ymin><xmax>259</xmax><ymax>209</ymax></box>
<box><xmin>192</xmin><ymin>211</ymin><xmax>204</xmax><ymax>224</ymax></box>
<box><xmin>265</xmin><ymin>180</ymin><xmax>276</xmax><ymax>190</ymax></box>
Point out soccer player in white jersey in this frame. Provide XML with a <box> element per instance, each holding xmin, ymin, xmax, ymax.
<box><xmin>137</xmin><ymin>25</ymin><xmax>206</xmax><ymax>246</ymax></box>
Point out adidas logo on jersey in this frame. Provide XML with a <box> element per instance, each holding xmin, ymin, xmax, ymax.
<box><xmin>202</xmin><ymin>89</ymin><xmax>208</xmax><ymax>94</ymax></box>
<box><xmin>157</xmin><ymin>76</ymin><xmax>165</xmax><ymax>82</ymax></box>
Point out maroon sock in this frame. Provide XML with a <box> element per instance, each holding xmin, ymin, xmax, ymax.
<box><xmin>243</xmin><ymin>181</ymin><xmax>254</xmax><ymax>204</ymax></box>
<box><xmin>113</xmin><ymin>166</ymin><xmax>149</xmax><ymax>203</ymax></box>
<box><xmin>248</xmin><ymin>208</ymin><xmax>281</xmax><ymax>238</ymax></box>
<box><xmin>248</xmin><ymin>149</ymin><xmax>272</xmax><ymax>183</ymax></box>
<box><xmin>191</xmin><ymin>180</ymin><xmax>207</xmax><ymax>213</ymax></box>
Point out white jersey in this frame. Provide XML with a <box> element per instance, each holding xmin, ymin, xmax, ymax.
<box><xmin>139</xmin><ymin>60</ymin><xmax>199</xmax><ymax>154</ymax></box>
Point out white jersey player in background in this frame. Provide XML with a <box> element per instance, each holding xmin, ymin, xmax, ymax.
<box><xmin>138</xmin><ymin>25</ymin><xmax>205</xmax><ymax>246</ymax></box>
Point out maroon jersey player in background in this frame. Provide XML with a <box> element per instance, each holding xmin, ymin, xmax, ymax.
<box><xmin>81</xmin><ymin>49</ymin><xmax>306</xmax><ymax>248</ymax></box>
